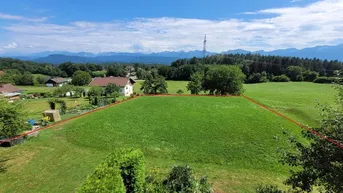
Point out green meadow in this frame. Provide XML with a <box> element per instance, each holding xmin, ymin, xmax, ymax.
<box><xmin>244</xmin><ymin>82</ymin><xmax>335</xmax><ymax>127</ymax></box>
<box><xmin>0</xmin><ymin>82</ymin><xmax>335</xmax><ymax>192</ymax></box>
<box><xmin>1</xmin><ymin>96</ymin><xmax>304</xmax><ymax>192</ymax></box>
<box><xmin>135</xmin><ymin>81</ymin><xmax>335</xmax><ymax>127</ymax></box>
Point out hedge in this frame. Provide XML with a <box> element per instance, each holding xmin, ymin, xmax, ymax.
<box><xmin>77</xmin><ymin>149</ymin><xmax>145</xmax><ymax>193</ymax></box>
<box><xmin>77</xmin><ymin>162</ymin><xmax>125</xmax><ymax>193</ymax></box>
<box><xmin>106</xmin><ymin>149</ymin><xmax>145</xmax><ymax>193</ymax></box>
<box><xmin>313</xmin><ymin>77</ymin><xmax>338</xmax><ymax>84</ymax></box>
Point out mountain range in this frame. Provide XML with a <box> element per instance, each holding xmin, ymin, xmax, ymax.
<box><xmin>1</xmin><ymin>44</ymin><xmax>343</xmax><ymax>65</ymax></box>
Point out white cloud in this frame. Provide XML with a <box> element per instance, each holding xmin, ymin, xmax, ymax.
<box><xmin>291</xmin><ymin>0</ymin><xmax>302</xmax><ymax>3</ymax></box>
<box><xmin>3</xmin><ymin>42</ymin><xmax>18</xmax><ymax>49</ymax></box>
<box><xmin>1</xmin><ymin>0</ymin><xmax>343</xmax><ymax>53</ymax></box>
<box><xmin>0</xmin><ymin>13</ymin><xmax>48</xmax><ymax>22</ymax></box>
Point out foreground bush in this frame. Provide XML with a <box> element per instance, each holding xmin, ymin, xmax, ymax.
<box><xmin>313</xmin><ymin>77</ymin><xmax>337</xmax><ymax>84</ymax></box>
<box><xmin>255</xmin><ymin>185</ymin><xmax>284</xmax><ymax>193</ymax></box>
<box><xmin>77</xmin><ymin>149</ymin><xmax>145</xmax><ymax>193</ymax></box>
<box><xmin>78</xmin><ymin>150</ymin><xmax>213</xmax><ymax>193</ymax></box>
<box><xmin>107</xmin><ymin>149</ymin><xmax>145</xmax><ymax>192</ymax></box>
<box><xmin>77</xmin><ymin>162</ymin><xmax>125</xmax><ymax>193</ymax></box>
<box><xmin>271</xmin><ymin>75</ymin><xmax>290</xmax><ymax>82</ymax></box>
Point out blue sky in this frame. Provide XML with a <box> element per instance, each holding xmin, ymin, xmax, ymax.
<box><xmin>0</xmin><ymin>0</ymin><xmax>342</xmax><ymax>54</ymax></box>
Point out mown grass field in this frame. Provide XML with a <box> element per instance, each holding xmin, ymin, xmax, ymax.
<box><xmin>17</xmin><ymin>85</ymin><xmax>55</xmax><ymax>94</ymax></box>
<box><xmin>135</xmin><ymin>81</ymin><xmax>334</xmax><ymax>127</ymax></box>
<box><xmin>244</xmin><ymin>82</ymin><xmax>335</xmax><ymax>127</ymax></box>
<box><xmin>0</xmin><ymin>96</ymin><xmax>304</xmax><ymax>193</ymax></box>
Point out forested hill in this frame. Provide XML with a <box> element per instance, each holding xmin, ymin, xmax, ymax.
<box><xmin>0</xmin><ymin>58</ymin><xmax>104</xmax><ymax>78</ymax></box>
<box><xmin>171</xmin><ymin>54</ymin><xmax>343</xmax><ymax>77</ymax></box>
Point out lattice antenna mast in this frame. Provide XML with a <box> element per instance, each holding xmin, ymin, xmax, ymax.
<box><xmin>203</xmin><ymin>34</ymin><xmax>207</xmax><ymax>58</ymax></box>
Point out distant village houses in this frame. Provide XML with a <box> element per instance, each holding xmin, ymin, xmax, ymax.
<box><xmin>45</xmin><ymin>78</ymin><xmax>71</xmax><ymax>87</ymax></box>
<box><xmin>0</xmin><ymin>83</ymin><xmax>21</xmax><ymax>100</ymax></box>
<box><xmin>89</xmin><ymin>77</ymin><xmax>135</xmax><ymax>96</ymax></box>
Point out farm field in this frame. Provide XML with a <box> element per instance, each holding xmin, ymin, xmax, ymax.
<box><xmin>0</xmin><ymin>96</ymin><xmax>304</xmax><ymax>192</ymax></box>
<box><xmin>244</xmin><ymin>82</ymin><xmax>335</xmax><ymax>127</ymax></box>
<box><xmin>134</xmin><ymin>81</ymin><xmax>334</xmax><ymax>127</ymax></box>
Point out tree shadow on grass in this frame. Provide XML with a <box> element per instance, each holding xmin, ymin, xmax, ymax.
<box><xmin>284</xmin><ymin>108</ymin><xmax>317</xmax><ymax>126</ymax></box>
<box><xmin>0</xmin><ymin>156</ymin><xmax>9</xmax><ymax>173</ymax></box>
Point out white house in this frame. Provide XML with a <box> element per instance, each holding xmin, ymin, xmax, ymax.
<box><xmin>88</xmin><ymin>77</ymin><xmax>136</xmax><ymax>96</ymax></box>
<box><xmin>45</xmin><ymin>78</ymin><xmax>71</xmax><ymax>87</ymax></box>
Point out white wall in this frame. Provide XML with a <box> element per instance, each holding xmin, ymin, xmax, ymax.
<box><xmin>121</xmin><ymin>84</ymin><xmax>133</xmax><ymax>96</ymax></box>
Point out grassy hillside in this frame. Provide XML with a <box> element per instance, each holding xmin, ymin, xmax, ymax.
<box><xmin>0</xmin><ymin>96</ymin><xmax>304</xmax><ymax>192</ymax></box>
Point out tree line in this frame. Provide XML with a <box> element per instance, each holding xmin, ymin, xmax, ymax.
<box><xmin>134</xmin><ymin>54</ymin><xmax>343</xmax><ymax>83</ymax></box>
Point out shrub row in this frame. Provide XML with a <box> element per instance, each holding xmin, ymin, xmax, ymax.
<box><xmin>271</xmin><ymin>75</ymin><xmax>290</xmax><ymax>82</ymax></box>
<box><xmin>313</xmin><ymin>77</ymin><xmax>339</xmax><ymax>84</ymax></box>
<box><xmin>77</xmin><ymin>149</ymin><xmax>145</xmax><ymax>193</ymax></box>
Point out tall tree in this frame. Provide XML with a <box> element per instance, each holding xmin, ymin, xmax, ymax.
<box><xmin>59</xmin><ymin>62</ymin><xmax>80</xmax><ymax>77</ymax></box>
<box><xmin>107</xmin><ymin>66</ymin><xmax>126</xmax><ymax>77</ymax></box>
<box><xmin>202</xmin><ymin>65</ymin><xmax>245</xmax><ymax>95</ymax></box>
<box><xmin>187</xmin><ymin>72</ymin><xmax>203</xmax><ymax>95</ymax></box>
<box><xmin>286</xmin><ymin>66</ymin><xmax>304</xmax><ymax>81</ymax></box>
<box><xmin>71</xmin><ymin>70</ymin><xmax>91</xmax><ymax>86</ymax></box>
<box><xmin>140</xmin><ymin>75</ymin><xmax>168</xmax><ymax>94</ymax></box>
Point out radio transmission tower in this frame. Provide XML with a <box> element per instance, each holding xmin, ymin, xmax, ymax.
<box><xmin>203</xmin><ymin>34</ymin><xmax>207</xmax><ymax>58</ymax></box>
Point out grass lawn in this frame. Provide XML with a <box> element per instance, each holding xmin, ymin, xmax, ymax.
<box><xmin>135</xmin><ymin>81</ymin><xmax>335</xmax><ymax>127</ymax></box>
<box><xmin>244</xmin><ymin>82</ymin><xmax>335</xmax><ymax>127</ymax></box>
<box><xmin>0</xmin><ymin>96</ymin><xmax>304</xmax><ymax>192</ymax></box>
<box><xmin>17</xmin><ymin>86</ymin><xmax>55</xmax><ymax>94</ymax></box>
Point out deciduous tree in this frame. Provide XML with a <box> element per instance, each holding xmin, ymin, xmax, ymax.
<box><xmin>0</xmin><ymin>98</ymin><xmax>31</xmax><ymax>138</ymax></box>
<box><xmin>105</xmin><ymin>83</ymin><xmax>121</xmax><ymax>97</ymax></box>
<box><xmin>71</xmin><ymin>70</ymin><xmax>91</xmax><ymax>86</ymax></box>
<box><xmin>140</xmin><ymin>75</ymin><xmax>168</xmax><ymax>94</ymax></box>
<box><xmin>107</xmin><ymin>66</ymin><xmax>126</xmax><ymax>77</ymax></box>
<box><xmin>187</xmin><ymin>72</ymin><xmax>203</xmax><ymax>95</ymax></box>
<box><xmin>202</xmin><ymin>65</ymin><xmax>245</xmax><ymax>95</ymax></box>
<box><xmin>281</xmin><ymin>85</ymin><xmax>343</xmax><ymax>192</ymax></box>
<box><xmin>286</xmin><ymin>66</ymin><xmax>304</xmax><ymax>81</ymax></box>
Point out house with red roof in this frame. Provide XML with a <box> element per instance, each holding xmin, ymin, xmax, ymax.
<box><xmin>89</xmin><ymin>77</ymin><xmax>136</xmax><ymax>96</ymax></box>
<box><xmin>0</xmin><ymin>84</ymin><xmax>21</xmax><ymax>100</ymax></box>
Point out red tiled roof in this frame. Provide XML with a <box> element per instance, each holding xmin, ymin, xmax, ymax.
<box><xmin>89</xmin><ymin>77</ymin><xmax>133</xmax><ymax>87</ymax></box>
<box><xmin>0</xmin><ymin>84</ymin><xmax>21</xmax><ymax>93</ymax></box>
<box><xmin>0</xmin><ymin>71</ymin><xmax>4</xmax><ymax>76</ymax></box>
